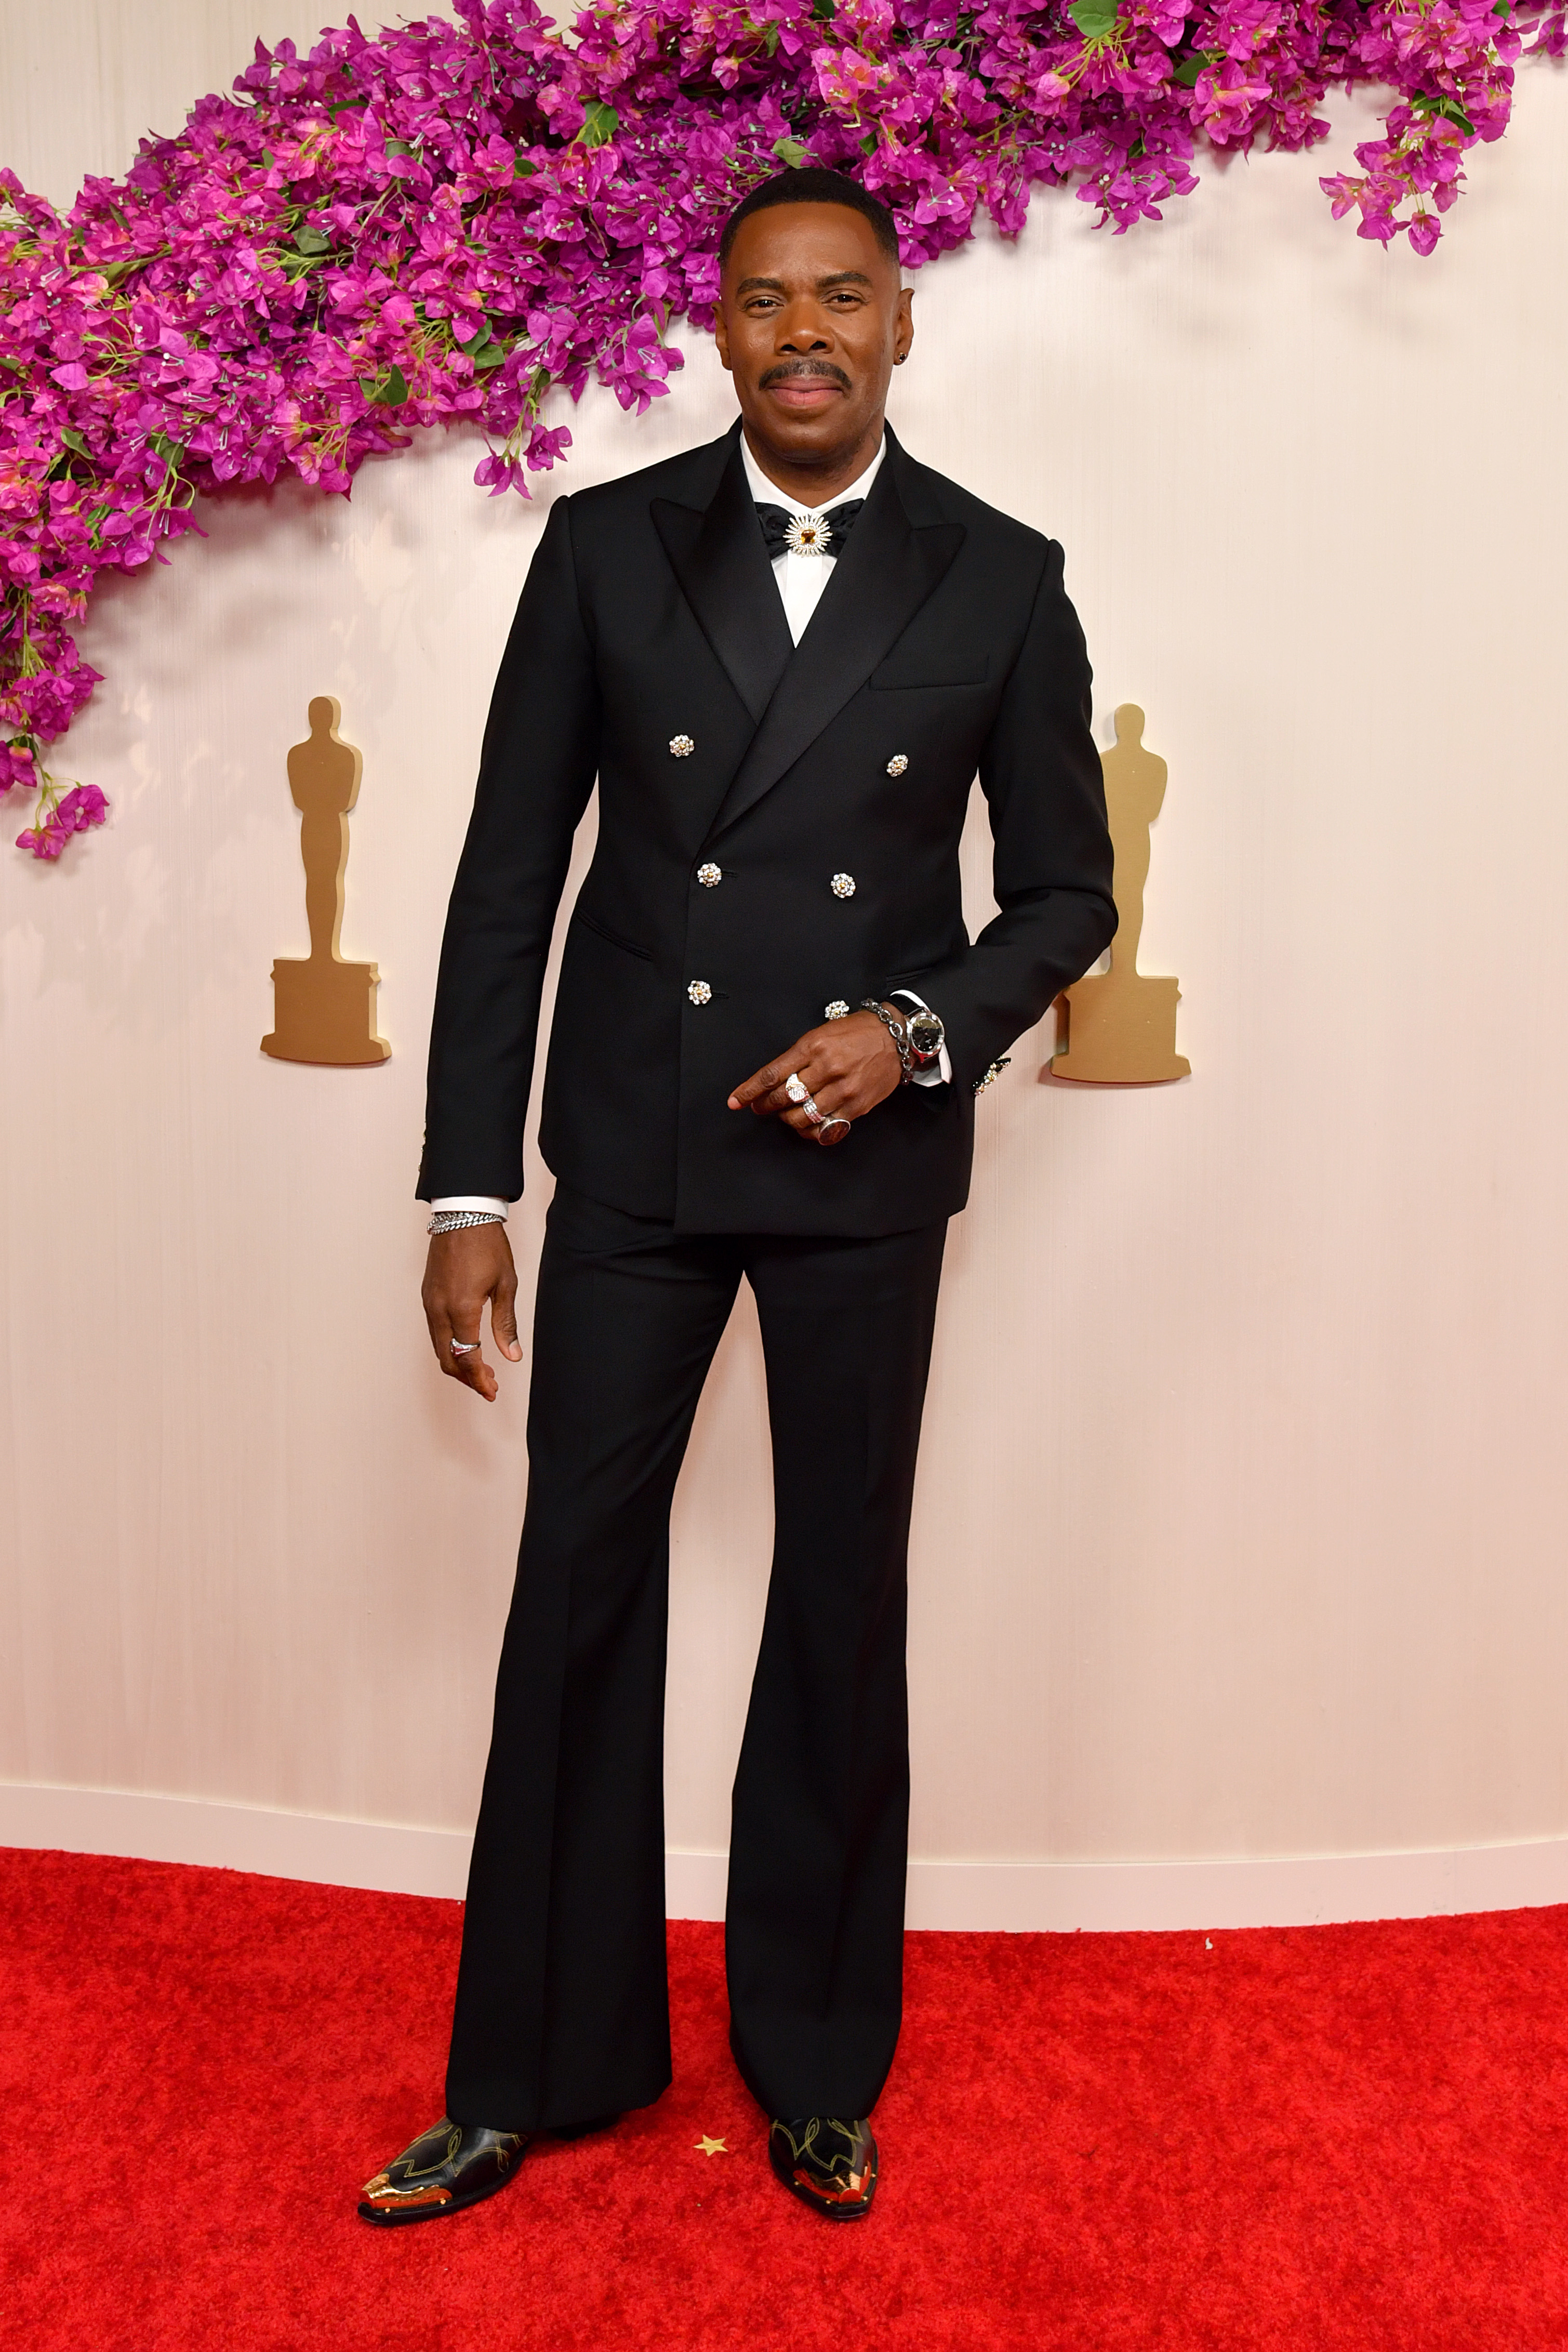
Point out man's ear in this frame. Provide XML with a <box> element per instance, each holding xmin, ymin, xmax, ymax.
<box><xmin>714</xmin><ymin>303</ymin><xmax>734</xmax><ymax>374</ymax></box>
<box><xmin>895</xmin><ymin>285</ymin><xmax>914</xmax><ymax>364</ymax></box>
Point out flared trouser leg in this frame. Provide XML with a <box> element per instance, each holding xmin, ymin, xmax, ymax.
<box><xmin>443</xmin><ymin>1184</ymin><xmax>948</xmax><ymax>2134</ymax></box>
<box><xmin>445</xmin><ymin>1187</ymin><xmax>740</xmax><ymax>2131</ymax></box>
<box><xmin>725</xmin><ymin>1218</ymin><xmax>948</xmax><ymax>2122</ymax></box>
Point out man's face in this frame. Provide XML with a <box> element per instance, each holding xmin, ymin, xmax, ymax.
<box><xmin>714</xmin><ymin>203</ymin><xmax>913</xmax><ymax>479</ymax></box>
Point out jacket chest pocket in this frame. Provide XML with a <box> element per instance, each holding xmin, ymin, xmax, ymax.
<box><xmin>869</xmin><ymin>653</ymin><xmax>990</xmax><ymax>692</ymax></box>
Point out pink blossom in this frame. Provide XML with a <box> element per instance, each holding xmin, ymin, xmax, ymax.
<box><xmin>56</xmin><ymin>782</ymin><xmax>109</xmax><ymax>831</ymax></box>
<box><xmin>16</xmin><ymin>817</ymin><xmax>71</xmax><ymax>859</ymax></box>
<box><xmin>0</xmin><ymin>0</ymin><xmax>1553</xmax><ymax>858</ymax></box>
<box><xmin>0</xmin><ymin>739</ymin><xmax>37</xmax><ymax>793</ymax></box>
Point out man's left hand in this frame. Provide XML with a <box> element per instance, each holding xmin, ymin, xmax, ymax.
<box><xmin>729</xmin><ymin>1009</ymin><xmax>903</xmax><ymax>1144</ymax></box>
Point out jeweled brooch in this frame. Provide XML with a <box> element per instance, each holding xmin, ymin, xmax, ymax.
<box><xmin>784</xmin><ymin>513</ymin><xmax>831</xmax><ymax>557</ymax></box>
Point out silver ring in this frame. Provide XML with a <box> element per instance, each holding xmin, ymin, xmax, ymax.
<box><xmin>817</xmin><ymin>1116</ymin><xmax>852</xmax><ymax>1145</ymax></box>
<box><xmin>450</xmin><ymin>1338</ymin><xmax>479</xmax><ymax>1356</ymax></box>
<box><xmin>784</xmin><ymin>1073</ymin><xmax>809</xmax><ymax>1105</ymax></box>
<box><xmin>800</xmin><ymin>1094</ymin><xmax>824</xmax><ymax>1125</ymax></box>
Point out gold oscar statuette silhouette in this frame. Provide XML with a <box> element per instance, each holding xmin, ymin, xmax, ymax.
<box><xmin>1048</xmin><ymin>703</ymin><xmax>1189</xmax><ymax>1085</ymax></box>
<box><xmin>260</xmin><ymin>697</ymin><xmax>391</xmax><ymax>1066</ymax></box>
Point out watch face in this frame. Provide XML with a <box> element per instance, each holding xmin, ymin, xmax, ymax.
<box><xmin>908</xmin><ymin>1010</ymin><xmax>944</xmax><ymax>1060</ymax></box>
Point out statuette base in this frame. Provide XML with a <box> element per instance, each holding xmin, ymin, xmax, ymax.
<box><xmin>262</xmin><ymin>958</ymin><xmax>391</xmax><ymax>1066</ymax></box>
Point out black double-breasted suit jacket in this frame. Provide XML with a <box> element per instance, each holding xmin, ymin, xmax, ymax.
<box><xmin>419</xmin><ymin>419</ymin><xmax>1117</xmax><ymax>1236</ymax></box>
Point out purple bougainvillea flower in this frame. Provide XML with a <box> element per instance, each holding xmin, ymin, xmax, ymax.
<box><xmin>55</xmin><ymin>783</ymin><xmax>109</xmax><ymax>831</ymax></box>
<box><xmin>0</xmin><ymin>740</ymin><xmax>37</xmax><ymax>794</ymax></box>
<box><xmin>0</xmin><ymin>0</ymin><xmax>1555</xmax><ymax>856</ymax></box>
<box><xmin>16</xmin><ymin>816</ymin><xmax>71</xmax><ymax>858</ymax></box>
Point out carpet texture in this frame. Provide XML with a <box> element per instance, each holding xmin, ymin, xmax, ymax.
<box><xmin>6</xmin><ymin>1846</ymin><xmax>1568</xmax><ymax>2348</ymax></box>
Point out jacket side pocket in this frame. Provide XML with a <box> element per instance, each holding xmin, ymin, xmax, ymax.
<box><xmin>576</xmin><ymin>910</ymin><xmax>655</xmax><ymax>961</ymax></box>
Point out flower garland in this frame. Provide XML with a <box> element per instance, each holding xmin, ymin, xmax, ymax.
<box><xmin>0</xmin><ymin>0</ymin><xmax>1559</xmax><ymax>858</ymax></box>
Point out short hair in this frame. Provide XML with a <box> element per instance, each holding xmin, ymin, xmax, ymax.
<box><xmin>719</xmin><ymin>168</ymin><xmax>901</xmax><ymax>273</ymax></box>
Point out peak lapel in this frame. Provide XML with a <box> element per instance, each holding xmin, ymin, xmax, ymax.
<box><xmin>652</xmin><ymin>431</ymin><xmax>795</xmax><ymax>724</ymax></box>
<box><xmin>702</xmin><ymin>452</ymin><xmax>965</xmax><ymax>844</ymax></box>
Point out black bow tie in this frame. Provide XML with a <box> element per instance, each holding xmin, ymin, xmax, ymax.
<box><xmin>754</xmin><ymin>498</ymin><xmax>865</xmax><ymax>560</ymax></box>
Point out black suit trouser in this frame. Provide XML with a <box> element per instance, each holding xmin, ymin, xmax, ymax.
<box><xmin>444</xmin><ymin>1182</ymin><xmax>948</xmax><ymax>2130</ymax></box>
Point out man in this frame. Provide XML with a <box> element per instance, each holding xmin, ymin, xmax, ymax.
<box><xmin>358</xmin><ymin>167</ymin><xmax>1115</xmax><ymax>2228</ymax></box>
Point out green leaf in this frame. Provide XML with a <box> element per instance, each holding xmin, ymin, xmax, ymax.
<box><xmin>513</xmin><ymin>153</ymin><xmax>538</xmax><ymax>177</ymax></box>
<box><xmin>762</xmin><ymin>23</ymin><xmax>780</xmax><ymax>51</ymax></box>
<box><xmin>291</xmin><ymin>225</ymin><xmax>331</xmax><ymax>255</ymax></box>
<box><xmin>772</xmin><ymin>135</ymin><xmax>809</xmax><ymax>168</ymax></box>
<box><xmin>360</xmin><ymin>363</ymin><xmax>409</xmax><ymax>407</ymax></box>
<box><xmin>810</xmin><ymin>0</ymin><xmax>835</xmax><ymax>19</ymax></box>
<box><xmin>461</xmin><ymin>326</ymin><xmax>508</xmax><ymax>370</ymax></box>
<box><xmin>860</xmin><ymin>130</ymin><xmax>878</xmax><ymax>155</ymax></box>
<box><xmin>577</xmin><ymin>100</ymin><xmax>619</xmax><ymax>147</ymax></box>
<box><xmin>1172</xmin><ymin>47</ymin><xmax>1219</xmax><ymax>85</ymax></box>
<box><xmin>1412</xmin><ymin>90</ymin><xmax>1475</xmax><ymax>133</ymax></box>
<box><xmin>384</xmin><ymin>138</ymin><xmax>414</xmax><ymax>158</ymax></box>
<box><xmin>59</xmin><ymin>427</ymin><xmax>90</xmax><ymax>457</ymax></box>
<box><xmin>1068</xmin><ymin>0</ymin><xmax>1120</xmax><ymax>39</ymax></box>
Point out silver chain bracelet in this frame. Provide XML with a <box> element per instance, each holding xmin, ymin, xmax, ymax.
<box><xmin>427</xmin><ymin>1209</ymin><xmax>506</xmax><ymax>1236</ymax></box>
<box><xmin>857</xmin><ymin>998</ymin><xmax>914</xmax><ymax>1083</ymax></box>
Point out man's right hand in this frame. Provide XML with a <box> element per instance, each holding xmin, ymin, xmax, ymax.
<box><xmin>422</xmin><ymin>1223</ymin><xmax>522</xmax><ymax>1403</ymax></box>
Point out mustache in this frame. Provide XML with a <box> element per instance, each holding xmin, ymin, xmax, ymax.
<box><xmin>759</xmin><ymin>359</ymin><xmax>851</xmax><ymax>390</ymax></box>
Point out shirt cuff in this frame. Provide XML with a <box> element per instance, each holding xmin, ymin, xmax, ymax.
<box><xmin>887</xmin><ymin>990</ymin><xmax>953</xmax><ymax>1087</ymax></box>
<box><xmin>429</xmin><ymin>1197</ymin><xmax>509</xmax><ymax>1217</ymax></box>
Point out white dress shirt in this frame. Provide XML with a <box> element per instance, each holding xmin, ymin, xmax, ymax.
<box><xmin>739</xmin><ymin>433</ymin><xmax>886</xmax><ymax>646</ymax></box>
<box><xmin>432</xmin><ymin>434</ymin><xmax>948</xmax><ymax>1219</ymax></box>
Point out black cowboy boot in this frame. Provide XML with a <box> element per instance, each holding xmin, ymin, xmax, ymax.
<box><xmin>357</xmin><ymin>2117</ymin><xmax>529</xmax><ymax>2226</ymax></box>
<box><xmin>767</xmin><ymin>2116</ymin><xmax>879</xmax><ymax>2220</ymax></box>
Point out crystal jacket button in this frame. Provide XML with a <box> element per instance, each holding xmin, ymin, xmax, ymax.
<box><xmin>825</xmin><ymin>1000</ymin><xmax>849</xmax><ymax>1020</ymax></box>
<box><xmin>697</xmin><ymin>862</ymin><xmax>722</xmax><ymax>887</ymax></box>
<box><xmin>687</xmin><ymin>980</ymin><xmax>712</xmax><ymax>1006</ymax></box>
<box><xmin>886</xmin><ymin>754</ymin><xmax>908</xmax><ymax>777</ymax></box>
<box><xmin>831</xmin><ymin>873</ymin><xmax>856</xmax><ymax>898</ymax></box>
<box><xmin>670</xmin><ymin>733</ymin><xmax>695</xmax><ymax>758</ymax></box>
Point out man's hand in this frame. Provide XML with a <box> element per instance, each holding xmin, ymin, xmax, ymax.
<box><xmin>728</xmin><ymin>1008</ymin><xmax>903</xmax><ymax>1144</ymax></box>
<box><xmin>422</xmin><ymin>1223</ymin><xmax>522</xmax><ymax>1402</ymax></box>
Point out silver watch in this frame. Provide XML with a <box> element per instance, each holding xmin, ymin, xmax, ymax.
<box><xmin>904</xmin><ymin>1006</ymin><xmax>945</xmax><ymax>1068</ymax></box>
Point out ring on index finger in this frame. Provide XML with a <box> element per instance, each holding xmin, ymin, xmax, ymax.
<box><xmin>784</xmin><ymin>1073</ymin><xmax>809</xmax><ymax>1105</ymax></box>
<box><xmin>450</xmin><ymin>1338</ymin><xmax>479</xmax><ymax>1356</ymax></box>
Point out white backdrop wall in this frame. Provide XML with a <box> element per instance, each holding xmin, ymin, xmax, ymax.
<box><xmin>4</xmin><ymin>4</ymin><xmax>1568</xmax><ymax>1922</ymax></box>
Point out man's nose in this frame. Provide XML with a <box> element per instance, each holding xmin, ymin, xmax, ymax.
<box><xmin>777</xmin><ymin>307</ymin><xmax>833</xmax><ymax>353</ymax></box>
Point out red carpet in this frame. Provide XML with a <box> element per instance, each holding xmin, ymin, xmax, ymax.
<box><xmin>7</xmin><ymin>1847</ymin><xmax>1568</xmax><ymax>2348</ymax></box>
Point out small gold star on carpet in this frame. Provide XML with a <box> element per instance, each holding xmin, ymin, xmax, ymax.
<box><xmin>694</xmin><ymin>2134</ymin><xmax>728</xmax><ymax>2157</ymax></box>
